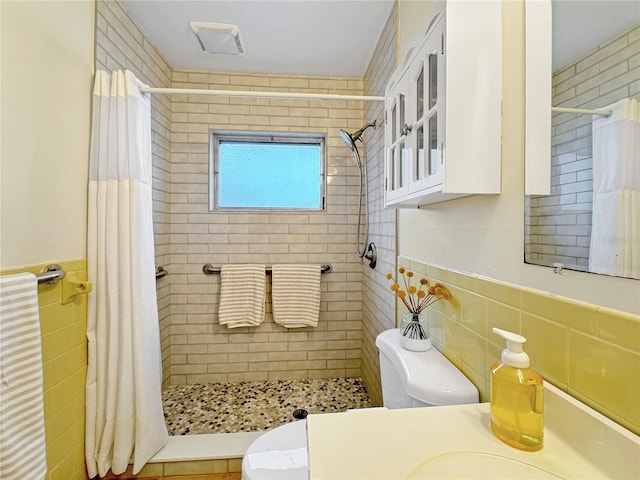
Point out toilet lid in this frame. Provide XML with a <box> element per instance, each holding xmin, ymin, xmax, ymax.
<box><xmin>242</xmin><ymin>420</ymin><xmax>308</xmax><ymax>480</ymax></box>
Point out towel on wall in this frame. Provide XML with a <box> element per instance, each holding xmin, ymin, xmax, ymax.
<box><xmin>0</xmin><ymin>273</ymin><xmax>47</xmax><ymax>480</ymax></box>
<box><xmin>219</xmin><ymin>265</ymin><xmax>266</xmax><ymax>328</ymax></box>
<box><xmin>272</xmin><ymin>264</ymin><xmax>322</xmax><ymax>328</ymax></box>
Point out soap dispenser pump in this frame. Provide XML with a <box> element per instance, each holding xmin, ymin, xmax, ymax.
<box><xmin>490</xmin><ymin>328</ymin><xmax>544</xmax><ymax>451</ymax></box>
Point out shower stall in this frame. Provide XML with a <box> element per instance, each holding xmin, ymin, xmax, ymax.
<box><xmin>156</xmin><ymin>117</ymin><xmax>382</xmax><ymax>434</ymax></box>
<box><xmin>95</xmin><ymin>0</ymin><xmax>398</xmax><ymax>467</ymax></box>
<box><xmin>150</xmin><ymin>76</ymin><xmax>385</xmax><ymax>435</ymax></box>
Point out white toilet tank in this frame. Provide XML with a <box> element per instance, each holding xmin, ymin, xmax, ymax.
<box><xmin>375</xmin><ymin>329</ymin><xmax>479</xmax><ymax>408</ymax></box>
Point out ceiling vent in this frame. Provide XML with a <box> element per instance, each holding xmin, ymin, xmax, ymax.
<box><xmin>189</xmin><ymin>21</ymin><xmax>246</xmax><ymax>56</ymax></box>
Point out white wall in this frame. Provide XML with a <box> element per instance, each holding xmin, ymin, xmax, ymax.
<box><xmin>0</xmin><ymin>1</ymin><xmax>94</xmax><ymax>269</ymax></box>
<box><xmin>397</xmin><ymin>0</ymin><xmax>640</xmax><ymax>314</ymax></box>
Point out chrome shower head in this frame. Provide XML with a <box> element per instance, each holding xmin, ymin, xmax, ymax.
<box><xmin>339</xmin><ymin>121</ymin><xmax>377</xmax><ymax>151</ymax></box>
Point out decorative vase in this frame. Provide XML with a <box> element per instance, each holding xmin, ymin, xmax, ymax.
<box><xmin>399</xmin><ymin>312</ymin><xmax>431</xmax><ymax>351</ymax></box>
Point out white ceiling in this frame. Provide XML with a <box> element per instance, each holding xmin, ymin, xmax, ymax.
<box><xmin>120</xmin><ymin>0</ymin><xmax>395</xmax><ymax>77</ymax></box>
<box><xmin>120</xmin><ymin>1</ymin><xmax>639</xmax><ymax>78</ymax></box>
<box><xmin>552</xmin><ymin>1</ymin><xmax>640</xmax><ymax>71</ymax></box>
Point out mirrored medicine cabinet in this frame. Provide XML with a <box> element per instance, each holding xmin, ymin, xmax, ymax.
<box><xmin>524</xmin><ymin>0</ymin><xmax>640</xmax><ymax>280</ymax></box>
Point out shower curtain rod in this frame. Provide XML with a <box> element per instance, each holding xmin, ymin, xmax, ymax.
<box><xmin>139</xmin><ymin>86</ymin><xmax>384</xmax><ymax>102</ymax></box>
<box><xmin>551</xmin><ymin>106</ymin><xmax>612</xmax><ymax>117</ymax></box>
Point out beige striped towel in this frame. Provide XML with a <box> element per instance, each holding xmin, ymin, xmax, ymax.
<box><xmin>0</xmin><ymin>273</ymin><xmax>47</xmax><ymax>480</ymax></box>
<box><xmin>218</xmin><ymin>265</ymin><xmax>266</xmax><ymax>328</ymax></box>
<box><xmin>272</xmin><ymin>264</ymin><xmax>321</xmax><ymax>328</ymax></box>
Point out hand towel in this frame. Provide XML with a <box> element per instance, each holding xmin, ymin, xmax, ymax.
<box><xmin>0</xmin><ymin>273</ymin><xmax>47</xmax><ymax>480</ymax></box>
<box><xmin>271</xmin><ymin>264</ymin><xmax>321</xmax><ymax>328</ymax></box>
<box><xmin>218</xmin><ymin>265</ymin><xmax>266</xmax><ymax>328</ymax></box>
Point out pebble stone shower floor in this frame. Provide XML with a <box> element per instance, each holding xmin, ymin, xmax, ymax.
<box><xmin>163</xmin><ymin>377</ymin><xmax>373</xmax><ymax>435</ymax></box>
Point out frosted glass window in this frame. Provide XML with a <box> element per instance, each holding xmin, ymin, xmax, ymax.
<box><xmin>211</xmin><ymin>132</ymin><xmax>325</xmax><ymax>210</ymax></box>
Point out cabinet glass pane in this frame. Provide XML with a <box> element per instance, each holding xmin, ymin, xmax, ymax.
<box><xmin>399</xmin><ymin>94</ymin><xmax>405</xmax><ymax>133</ymax></box>
<box><xmin>416</xmin><ymin>67</ymin><xmax>424</xmax><ymax>120</ymax></box>
<box><xmin>391</xmin><ymin>104</ymin><xmax>397</xmax><ymax>143</ymax></box>
<box><xmin>428</xmin><ymin>54</ymin><xmax>437</xmax><ymax>110</ymax></box>
<box><xmin>416</xmin><ymin>124</ymin><xmax>424</xmax><ymax>180</ymax></box>
<box><xmin>390</xmin><ymin>146</ymin><xmax>396</xmax><ymax>190</ymax></box>
<box><xmin>428</xmin><ymin>114</ymin><xmax>439</xmax><ymax>175</ymax></box>
<box><xmin>398</xmin><ymin>141</ymin><xmax>405</xmax><ymax>188</ymax></box>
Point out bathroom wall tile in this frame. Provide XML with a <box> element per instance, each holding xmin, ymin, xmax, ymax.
<box><xmin>47</xmin><ymin>448</ymin><xmax>74</xmax><ymax>480</ymax></box>
<box><xmin>445</xmin><ymin>269</ymin><xmax>478</xmax><ymax>292</ymax></box>
<box><xmin>406</xmin><ymin>258</ymin><xmax>640</xmax><ymax>436</ymax></box>
<box><xmin>425</xmin><ymin>264</ymin><xmax>449</xmax><ymax>284</ymax></box>
<box><xmin>441</xmin><ymin>316</ymin><xmax>466</xmax><ymax>369</ymax></box>
<box><xmin>228</xmin><ymin>458</ymin><xmax>243</xmax><ymax>472</ymax></box>
<box><xmin>486</xmin><ymin>300</ymin><xmax>521</xmax><ymax>340</ymax></box>
<box><xmin>522</xmin><ymin>288</ymin><xmax>598</xmax><ymax>335</ymax></box>
<box><xmin>132</xmin><ymin>462</ymin><xmax>165</xmax><ymax>477</ymax></box>
<box><xmin>360</xmin><ymin>12</ymin><xmax>397</xmax><ymax>404</ymax></box>
<box><xmin>476</xmin><ymin>276</ymin><xmax>522</xmax><ymax>309</ymax></box>
<box><xmin>522</xmin><ymin>313</ymin><xmax>569</xmax><ymax>384</ymax></box>
<box><xmin>426</xmin><ymin>308</ymin><xmax>444</xmax><ymax>345</ymax></box>
<box><xmin>164</xmin><ymin>459</ymin><xmax>230</xmax><ymax>476</ymax></box>
<box><xmin>596</xmin><ymin>306</ymin><xmax>640</xmax><ymax>352</ymax></box>
<box><xmin>486</xmin><ymin>340</ymin><xmax>502</xmax><ymax>376</ymax></box>
<box><xmin>461</xmin><ymin>290</ymin><xmax>488</xmax><ymax>337</ymax></box>
<box><xmin>268</xmin><ymin>369</ymin><xmax>309</xmax><ymax>380</ymax></box>
<box><xmin>461</xmin><ymin>328</ymin><xmax>487</xmax><ymax>381</ymax></box>
<box><xmin>0</xmin><ymin>260</ymin><xmax>92</xmax><ymax>480</ymax></box>
<box><xmin>438</xmin><ymin>284</ymin><xmax>463</xmax><ymax>323</ymax></box>
<box><xmin>569</xmin><ymin>331</ymin><xmax>640</xmax><ymax>430</ymax></box>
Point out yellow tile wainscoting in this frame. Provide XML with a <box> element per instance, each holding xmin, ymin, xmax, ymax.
<box><xmin>1</xmin><ymin>260</ymin><xmax>89</xmax><ymax>480</ymax></box>
<box><xmin>397</xmin><ymin>256</ymin><xmax>640</xmax><ymax>436</ymax></box>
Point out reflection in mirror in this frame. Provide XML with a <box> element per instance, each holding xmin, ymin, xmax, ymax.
<box><xmin>525</xmin><ymin>1</ymin><xmax>640</xmax><ymax>280</ymax></box>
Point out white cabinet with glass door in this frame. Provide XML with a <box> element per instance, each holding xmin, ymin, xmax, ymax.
<box><xmin>384</xmin><ymin>2</ymin><xmax>502</xmax><ymax>208</ymax></box>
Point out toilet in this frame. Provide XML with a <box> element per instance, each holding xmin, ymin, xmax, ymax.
<box><xmin>375</xmin><ymin>328</ymin><xmax>479</xmax><ymax>408</ymax></box>
<box><xmin>241</xmin><ymin>328</ymin><xmax>479</xmax><ymax>480</ymax></box>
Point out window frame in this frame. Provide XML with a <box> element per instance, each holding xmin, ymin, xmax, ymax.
<box><xmin>210</xmin><ymin>130</ymin><xmax>327</xmax><ymax>211</ymax></box>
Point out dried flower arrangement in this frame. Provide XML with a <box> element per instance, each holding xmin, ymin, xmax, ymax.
<box><xmin>386</xmin><ymin>267</ymin><xmax>451</xmax><ymax>342</ymax></box>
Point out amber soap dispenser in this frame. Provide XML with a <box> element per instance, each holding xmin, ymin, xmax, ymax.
<box><xmin>490</xmin><ymin>328</ymin><xmax>544</xmax><ymax>451</ymax></box>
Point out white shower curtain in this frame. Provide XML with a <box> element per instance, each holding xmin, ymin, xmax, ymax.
<box><xmin>86</xmin><ymin>70</ymin><xmax>168</xmax><ymax>477</ymax></box>
<box><xmin>589</xmin><ymin>98</ymin><xmax>640</xmax><ymax>279</ymax></box>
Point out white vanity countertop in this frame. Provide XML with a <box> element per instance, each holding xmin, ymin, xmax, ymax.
<box><xmin>305</xmin><ymin>383</ymin><xmax>639</xmax><ymax>480</ymax></box>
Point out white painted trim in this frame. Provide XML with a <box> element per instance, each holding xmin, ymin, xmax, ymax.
<box><xmin>525</xmin><ymin>0</ymin><xmax>552</xmax><ymax>195</ymax></box>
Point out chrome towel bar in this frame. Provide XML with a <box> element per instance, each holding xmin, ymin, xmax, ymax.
<box><xmin>31</xmin><ymin>265</ymin><xmax>168</xmax><ymax>285</ymax></box>
<box><xmin>36</xmin><ymin>264</ymin><xmax>66</xmax><ymax>284</ymax></box>
<box><xmin>202</xmin><ymin>263</ymin><xmax>332</xmax><ymax>275</ymax></box>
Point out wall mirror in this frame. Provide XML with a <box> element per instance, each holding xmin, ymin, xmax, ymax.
<box><xmin>524</xmin><ymin>0</ymin><xmax>640</xmax><ymax>280</ymax></box>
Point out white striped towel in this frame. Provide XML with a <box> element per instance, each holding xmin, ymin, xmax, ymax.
<box><xmin>271</xmin><ymin>264</ymin><xmax>321</xmax><ymax>328</ymax></box>
<box><xmin>218</xmin><ymin>265</ymin><xmax>266</xmax><ymax>328</ymax></box>
<box><xmin>0</xmin><ymin>273</ymin><xmax>47</xmax><ymax>480</ymax></box>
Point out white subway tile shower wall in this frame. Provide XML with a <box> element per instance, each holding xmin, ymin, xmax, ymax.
<box><xmin>96</xmin><ymin>0</ymin><xmax>397</xmax><ymax>389</ymax></box>
<box><xmin>167</xmin><ymin>70</ymin><xmax>365</xmax><ymax>384</ymax></box>
<box><xmin>360</xmin><ymin>2</ymin><xmax>398</xmax><ymax>407</ymax></box>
